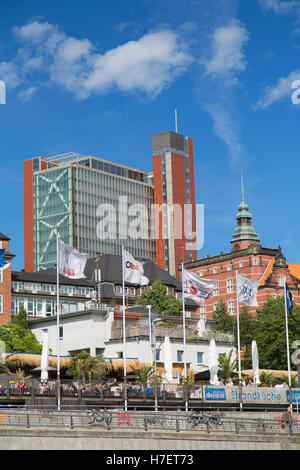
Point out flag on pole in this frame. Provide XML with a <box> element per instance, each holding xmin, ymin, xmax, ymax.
<box><xmin>0</xmin><ymin>249</ymin><xmax>10</xmax><ymax>270</ymax></box>
<box><xmin>236</xmin><ymin>273</ymin><xmax>259</xmax><ymax>307</ymax></box>
<box><xmin>285</xmin><ymin>283</ymin><xmax>294</xmax><ymax>316</ymax></box>
<box><xmin>182</xmin><ymin>268</ymin><xmax>217</xmax><ymax>302</ymax></box>
<box><xmin>58</xmin><ymin>241</ymin><xmax>88</xmax><ymax>279</ymax></box>
<box><xmin>122</xmin><ymin>249</ymin><xmax>149</xmax><ymax>286</ymax></box>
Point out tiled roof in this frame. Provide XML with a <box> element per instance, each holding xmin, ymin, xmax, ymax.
<box><xmin>0</xmin><ymin>233</ymin><xmax>10</xmax><ymax>241</ymax></box>
<box><xmin>258</xmin><ymin>258</ymin><xmax>300</xmax><ymax>286</ymax></box>
<box><xmin>259</xmin><ymin>258</ymin><xmax>275</xmax><ymax>286</ymax></box>
<box><xmin>288</xmin><ymin>263</ymin><xmax>300</xmax><ymax>282</ymax></box>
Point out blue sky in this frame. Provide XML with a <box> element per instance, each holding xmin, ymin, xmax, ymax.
<box><xmin>1</xmin><ymin>0</ymin><xmax>300</xmax><ymax>270</ymax></box>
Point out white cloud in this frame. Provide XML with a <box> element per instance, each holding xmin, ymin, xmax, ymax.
<box><xmin>204</xmin><ymin>19</ymin><xmax>249</xmax><ymax>80</ymax></box>
<box><xmin>2</xmin><ymin>20</ymin><xmax>192</xmax><ymax>101</ymax></box>
<box><xmin>254</xmin><ymin>69</ymin><xmax>300</xmax><ymax>109</ymax></box>
<box><xmin>18</xmin><ymin>86</ymin><xmax>37</xmax><ymax>102</ymax></box>
<box><xmin>204</xmin><ymin>102</ymin><xmax>246</xmax><ymax>168</ymax></box>
<box><xmin>197</xmin><ymin>19</ymin><xmax>249</xmax><ymax>168</ymax></box>
<box><xmin>258</xmin><ymin>0</ymin><xmax>300</xmax><ymax>16</ymax></box>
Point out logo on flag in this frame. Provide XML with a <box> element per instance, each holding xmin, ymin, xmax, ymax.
<box><xmin>285</xmin><ymin>283</ymin><xmax>294</xmax><ymax>316</ymax></box>
<box><xmin>183</xmin><ymin>269</ymin><xmax>217</xmax><ymax>302</ymax></box>
<box><xmin>123</xmin><ymin>249</ymin><xmax>149</xmax><ymax>286</ymax></box>
<box><xmin>237</xmin><ymin>274</ymin><xmax>259</xmax><ymax>307</ymax></box>
<box><xmin>0</xmin><ymin>249</ymin><xmax>10</xmax><ymax>271</ymax></box>
<box><xmin>58</xmin><ymin>241</ymin><xmax>88</xmax><ymax>279</ymax></box>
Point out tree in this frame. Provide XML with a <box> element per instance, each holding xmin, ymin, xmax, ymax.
<box><xmin>67</xmin><ymin>351</ymin><xmax>107</xmax><ymax>381</ymax></box>
<box><xmin>211</xmin><ymin>301</ymin><xmax>234</xmax><ymax>335</ymax></box>
<box><xmin>12</xmin><ymin>305</ymin><xmax>28</xmax><ymax>329</ymax></box>
<box><xmin>254</xmin><ymin>297</ymin><xmax>300</xmax><ymax>371</ymax></box>
<box><xmin>0</xmin><ymin>324</ymin><xmax>42</xmax><ymax>354</ymax></box>
<box><xmin>137</xmin><ymin>279</ymin><xmax>183</xmax><ymax>316</ymax></box>
<box><xmin>131</xmin><ymin>365</ymin><xmax>153</xmax><ymax>384</ymax></box>
<box><xmin>218</xmin><ymin>349</ymin><xmax>237</xmax><ymax>379</ymax></box>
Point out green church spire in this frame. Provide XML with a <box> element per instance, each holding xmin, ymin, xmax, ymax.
<box><xmin>231</xmin><ymin>175</ymin><xmax>260</xmax><ymax>250</ymax></box>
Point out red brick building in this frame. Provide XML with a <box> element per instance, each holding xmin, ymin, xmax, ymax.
<box><xmin>0</xmin><ymin>233</ymin><xmax>15</xmax><ymax>325</ymax></box>
<box><xmin>152</xmin><ymin>131</ymin><xmax>197</xmax><ymax>279</ymax></box>
<box><xmin>184</xmin><ymin>179</ymin><xmax>300</xmax><ymax>318</ymax></box>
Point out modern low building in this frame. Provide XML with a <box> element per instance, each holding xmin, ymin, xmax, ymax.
<box><xmin>28</xmin><ymin>306</ymin><xmax>235</xmax><ymax>379</ymax></box>
<box><xmin>184</xmin><ymin>178</ymin><xmax>300</xmax><ymax>318</ymax></box>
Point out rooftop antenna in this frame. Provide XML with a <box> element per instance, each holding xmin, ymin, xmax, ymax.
<box><xmin>175</xmin><ymin>108</ymin><xmax>178</xmax><ymax>133</ymax></box>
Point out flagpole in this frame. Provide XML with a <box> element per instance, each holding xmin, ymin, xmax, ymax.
<box><xmin>122</xmin><ymin>246</ymin><xmax>127</xmax><ymax>411</ymax></box>
<box><xmin>182</xmin><ymin>261</ymin><xmax>188</xmax><ymax>412</ymax></box>
<box><xmin>56</xmin><ymin>236</ymin><xmax>61</xmax><ymax>411</ymax></box>
<box><xmin>284</xmin><ymin>283</ymin><xmax>292</xmax><ymax>388</ymax></box>
<box><xmin>235</xmin><ymin>270</ymin><xmax>243</xmax><ymax>411</ymax></box>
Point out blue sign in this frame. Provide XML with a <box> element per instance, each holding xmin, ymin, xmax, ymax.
<box><xmin>205</xmin><ymin>388</ymin><xmax>226</xmax><ymax>401</ymax></box>
<box><xmin>286</xmin><ymin>390</ymin><xmax>300</xmax><ymax>403</ymax></box>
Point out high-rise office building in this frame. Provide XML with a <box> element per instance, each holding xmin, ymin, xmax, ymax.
<box><xmin>24</xmin><ymin>153</ymin><xmax>155</xmax><ymax>272</ymax></box>
<box><xmin>24</xmin><ymin>130</ymin><xmax>197</xmax><ymax>278</ymax></box>
<box><xmin>152</xmin><ymin>131</ymin><xmax>197</xmax><ymax>278</ymax></box>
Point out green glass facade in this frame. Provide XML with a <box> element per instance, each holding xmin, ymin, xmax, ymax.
<box><xmin>33</xmin><ymin>156</ymin><xmax>155</xmax><ymax>271</ymax></box>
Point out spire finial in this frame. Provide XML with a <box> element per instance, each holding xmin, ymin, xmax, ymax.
<box><xmin>241</xmin><ymin>171</ymin><xmax>245</xmax><ymax>203</ymax></box>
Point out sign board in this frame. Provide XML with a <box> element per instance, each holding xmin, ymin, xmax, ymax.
<box><xmin>203</xmin><ymin>386</ymin><xmax>300</xmax><ymax>405</ymax></box>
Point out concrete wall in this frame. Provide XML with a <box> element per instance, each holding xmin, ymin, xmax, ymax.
<box><xmin>0</xmin><ymin>429</ymin><xmax>299</xmax><ymax>450</ymax></box>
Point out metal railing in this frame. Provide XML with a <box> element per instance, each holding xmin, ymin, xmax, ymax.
<box><xmin>0</xmin><ymin>408</ymin><xmax>299</xmax><ymax>436</ymax></box>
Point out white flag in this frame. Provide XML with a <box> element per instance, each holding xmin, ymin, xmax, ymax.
<box><xmin>237</xmin><ymin>273</ymin><xmax>259</xmax><ymax>307</ymax></box>
<box><xmin>123</xmin><ymin>249</ymin><xmax>149</xmax><ymax>286</ymax></box>
<box><xmin>58</xmin><ymin>241</ymin><xmax>88</xmax><ymax>279</ymax></box>
<box><xmin>183</xmin><ymin>268</ymin><xmax>217</xmax><ymax>302</ymax></box>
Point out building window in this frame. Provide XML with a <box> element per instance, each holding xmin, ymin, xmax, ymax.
<box><xmin>227</xmin><ymin>265</ymin><xmax>231</xmax><ymax>271</ymax></box>
<box><xmin>213</xmin><ymin>281</ymin><xmax>219</xmax><ymax>296</ymax></box>
<box><xmin>199</xmin><ymin>305</ymin><xmax>206</xmax><ymax>315</ymax></box>
<box><xmin>226</xmin><ymin>278</ymin><xmax>234</xmax><ymax>293</ymax></box>
<box><xmin>239</xmin><ymin>262</ymin><xmax>243</xmax><ymax>268</ymax></box>
<box><xmin>198</xmin><ymin>271</ymin><xmax>203</xmax><ymax>277</ymax></box>
<box><xmin>117</xmin><ymin>351</ymin><xmax>123</xmax><ymax>358</ymax></box>
<box><xmin>213</xmin><ymin>303</ymin><xmax>218</xmax><ymax>312</ymax></box>
<box><xmin>156</xmin><ymin>350</ymin><xmax>160</xmax><ymax>361</ymax></box>
<box><xmin>253</xmin><ymin>258</ymin><xmax>258</xmax><ymax>266</ymax></box>
<box><xmin>278</xmin><ymin>275</ymin><xmax>286</xmax><ymax>287</ymax></box>
<box><xmin>213</xmin><ymin>267</ymin><xmax>217</xmax><ymax>274</ymax></box>
<box><xmin>0</xmin><ymin>295</ymin><xmax>2</xmax><ymax>314</ymax></box>
<box><xmin>177</xmin><ymin>350</ymin><xmax>183</xmax><ymax>362</ymax></box>
<box><xmin>59</xmin><ymin>327</ymin><xmax>63</xmax><ymax>339</ymax></box>
<box><xmin>197</xmin><ymin>352</ymin><xmax>204</xmax><ymax>364</ymax></box>
<box><xmin>0</xmin><ymin>270</ymin><xmax>2</xmax><ymax>283</ymax></box>
<box><xmin>129</xmin><ymin>287</ymin><xmax>135</xmax><ymax>296</ymax></box>
<box><xmin>116</xmin><ymin>286</ymin><xmax>122</xmax><ymax>295</ymax></box>
<box><xmin>228</xmin><ymin>300</ymin><xmax>234</xmax><ymax>316</ymax></box>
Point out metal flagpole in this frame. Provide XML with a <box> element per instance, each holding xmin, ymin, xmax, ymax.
<box><xmin>182</xmin><ymin>261</ymin><xmax>188</xmax><ymax>412</ymax></box>
<box><xmin>147</xmin><ymin>303</ymin><xmax>153</xmax><ymax>366</ymax></box>
<box><xmin>284</xmin><ymin>283</ymin><xmax>292</xmax><ymax>386</ymax></box>
<box><xmin>122</xmin><ymin>246</ymin><xmax>127</xmax><ymax>411</ymax></box>
<box><xmin>56</xmin><ymin>236</ymin><xmax>61</xmax><ymax>411</ymax></box>
<box><xmin>235</xmin><ymin>270</ymin><xmax>243</xmax><ymax>411</ymax></box>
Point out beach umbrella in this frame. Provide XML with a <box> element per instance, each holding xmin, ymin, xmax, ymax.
<box><xmin>163</xmin><ymin>336</ymin><xmax>173</xmax><ymax>382</ymax></box>
<box><xmin>40</xmin><ymin>329</ymin><xmax>49</xmax><ymax>381</ymax></box>
<box><xmin>252</xmin><ymin>340</ymin><xmax>260</xmax><ymax>385</ymax></box>
<box><xmin>208</xmin><ymin>339</ymin><xmax>219</xmax><ymax>385</ymax></box>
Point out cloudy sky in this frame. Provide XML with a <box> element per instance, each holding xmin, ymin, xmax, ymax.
<box><xmin>1</xmin><ymin>0</ymin><xmax>300</xmax><ymax>269</ymax></box>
